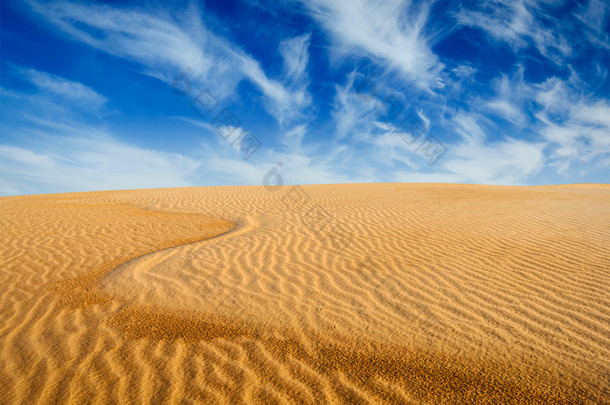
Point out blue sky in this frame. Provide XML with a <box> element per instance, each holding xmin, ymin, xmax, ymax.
<box><xmin>1</xmin><ymin>0</ymin><xmax>608</xmax><ymax>196</ymax></box>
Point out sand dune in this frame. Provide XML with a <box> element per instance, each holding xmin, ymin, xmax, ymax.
<box><xmin>0</xmin><ymin>184</ymin><xmax>608</xmax><ymax>404</ymax></box>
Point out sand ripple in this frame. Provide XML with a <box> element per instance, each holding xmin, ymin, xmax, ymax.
<box><xmin>1</xmin><ymin>184</ymin><xmax>609</xmax><ymax>404</ymax></box>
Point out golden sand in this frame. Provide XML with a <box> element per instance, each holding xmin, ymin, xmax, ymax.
<box><xmin>0</xmin><ymin>184</ymin><xmax>608</xmax><ymax>404</ymax></box>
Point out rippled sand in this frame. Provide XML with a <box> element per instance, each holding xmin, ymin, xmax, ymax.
<box><xmin>1</xmin><ymin>184</ymin><xmax>608</xmax><ymax>404</ymax></box>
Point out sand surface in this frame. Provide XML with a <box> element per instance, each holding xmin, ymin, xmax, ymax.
<box><xmin>0</xmin><ymin>183</ymin><xmax>608</xmax><ymax>404</ymax></box>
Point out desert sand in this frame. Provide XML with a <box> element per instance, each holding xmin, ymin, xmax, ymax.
<box><xmin>0</xmin><ymin>183</ymin><xmax>608</xmax><ymax>404</ymax></box>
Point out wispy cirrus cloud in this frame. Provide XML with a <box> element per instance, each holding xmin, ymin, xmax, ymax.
<box><xmin>0</xmin><ymin>131</ymin><xmax>200</xmax><ymax>196</ymax></box>
<box><xmin>26</xmin><ymin>0</ymin><xmax>311</xmax><ymax>123</ymax></box>
<box><xmin>575</xmin><ymin>0</ymin><xmax>610</xmax><ymax>49</ymax></box>
<box><xmin>331</xmin><ymin>71</ymin><xmax>380</xmax><ymax>140</ymax></box>
<box><xmin>481</xmin><ymin>66</ymin><xmax>532</xmax><ymax>126</ymax></box>
<box><xmin>442</xmin><ymin>112</ymin><xmax>546</xmax><ymax>184</ymax></box>
<box><xmin>297</xmin><ymin>0</ymin><xmax>444</xmax><ymax>89</ymax></box>
<box><xmin>17</xmin><ymin>67</ymin><xmax>108</xmax><ymax>111</ymax></box>
<box><xmin>279</xmin><ymin>33</ymin><xmax>311</xmax><ymax>85</ymax></box>
<box><xmin>1</xmin><ymin>73</ymin><xmax>199</xmax><ymax>196</ymax></box>
<box><xmin>534</xmin><ymin>77</ymin><xmax>610</xmax><ymax>171</ymax></box>
<box><xmin>455</xmin><ymin>0</ymin><xmax>572</xmax><ymax>64</ymax></box>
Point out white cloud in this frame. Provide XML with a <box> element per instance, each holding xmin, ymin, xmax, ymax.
<box><xmin>438</xmin><ymin>66</ymin><xmax>608</xmax><ymax>183</ymax></box>
<box><xmin>0</xmin><ymin>137</ymin><xmax>200</xmax><ymax>196</ymax></box>
<box><xmin>482</xmin><ymin>67</ymin><xmax>531</xmax><ymax>125</ymax></box>
<box><xmin>350</xmin><ymin>106</ymin><xmax>545</xmax><ymax>185</ymax></box>
<box><xmin>27</xmin><ymin>1</ymin><xmax>215</xmax><ymax>81</ymax></box>
<box><xmin>298</xmin><ymin>0</ymin><xmax>443</xmax><ymax>89</ymax></box>
<box><xmin>17</xmin><ymin>68</ymin><xmax>107</xmax><ymax>111</ymax></box>
<box><xmin>0</xmin><ymin>115</ymin><xmax>200</xmax><ymax>196</ymax></box>
<box><xmin>180</xmin><ymin>118</ymin><xmax>352</xmax><ymax>185</ymax></box>
<box><xmin>538</xmin><ymin>103</ymin><xmax>610</xmax><ymax>165</ymax></box>
<box><xmin>26</xmin><ymin>0</ymin><xmax>310</xmax><ymax>123</ymax></box>
<box><xmin>575</xmin><ymin>0</ymin><xmax>610</xmax><ymax>49</ymax></box>
<box><xmin>534</xmin><ymin>76</ymin><xmax>572</xmax><ymax>115</ymax></box>
<box><xmin>445</xmin><ymin>138</ymin><xmax>546</xmax><ymax>184</ymax></box>
<box><xmin>0</xmin><ymin>145</ymin><xmax>54</xmax><ymax>168</ymax></box>
<box><xmin>191</xmin><ymin>148</ymin><xmax>353</xmax><ymax>187</ymax></box>
<box><xmin>442</xmin><ymin>112</ymin><xmax>546</xmax><ymax>184</ymax></box>
<box><xmin>455</xmin><ymin>0</ymin><xmax>572</xmax><ymax>64</ymax></box>
<box><xmin>533</xmin><ymin>77</ymin><xmax>610</xmax><ymax>170</ymax></box>
<box><xmin>236</xmin><ymin>53</ymin><xmax>310</xmax><ymax>123</ymax></box>
<box><xmin>485</xmin><ymin>99</ymin><xmax>524</xmax><ymax>124</ymax></box>
<box><xmin>391</xmin><ymin>171</ymin><xmax>464</xmax><ymax>183</ymax></box>
<box><xmin>279</xmin><ymin>33</ymin><xmax>311</xmax><ymax>85</ymax></box>
<box><xmin>331</xmin><ymin>71</ymin><xmax>381</xmax><ymax>140</ymax></box>
<box><xmin>280</xmin><ymin>124</ymin><xmax>308</xmax><ymax>149</ymax></box>
<box><xmin>572</xmin><ymin>101</ymin><xmax>610</xmax><ymax>129</ymax></box>
<box><xmin>452</xmin><ymin>65</ymin><xmax>478</xmax><ymax>79</ymax></box>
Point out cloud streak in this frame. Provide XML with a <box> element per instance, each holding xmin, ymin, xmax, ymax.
<box><xmin>298</xmin><ymin>0</ymin><xmax>444</xmax><ymax>89</ymax></box>
<box><xmin>455</xmin><ymin>0</ymin><xmax>572</xmax><ymax>64</ymax></box>
<box><xmin>0</xmin><ymin>135</ymin><xmax>200</xmax><ymax>196</ymax></box>
<box><xmin>17</xmin><ymin>67</ymin><xmax>108</xmax><ymax>111</ymax></box>
<box><xmin>26</xmin><ymin>0</ymin><xmax>310</xmax><ymax>123</ymax></box>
